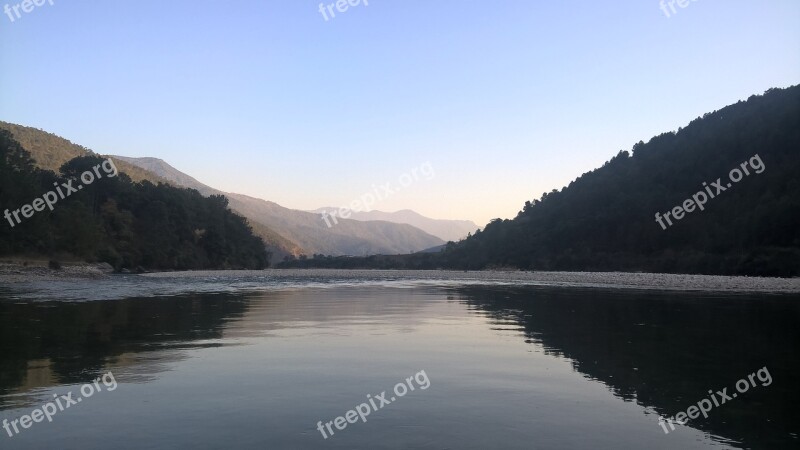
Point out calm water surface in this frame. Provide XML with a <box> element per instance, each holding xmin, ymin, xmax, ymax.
<box><xmin>0</xmin><ymin>272</ymin><xmax>798</xmax><ymax>449</ymax></box>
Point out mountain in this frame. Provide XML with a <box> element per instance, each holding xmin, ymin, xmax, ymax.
<box><xmin>0</xmin><ymin>122</ymin><xmax>445</xmax><ymax>263</ymax></box>
<box><xmin>0</xmin><ymin>122</ymin><xmax>169</xmax><ymax>184</ymax></box>
<box><xmin>0</xmin><ymin>130</ymin><xmax>268</xmax><ymax>270</ymax></box>
<box><xmin>442</xmin><ymin>86</ymin><xmax>800</xmax><ymax>276</ymax></box>
<box><xmin>0</xmin><ymin>122</ymin><xmax>300</xmax><ymax>262</ymax></box>
<box><xmin>112</xmin><ymin>156</ymin><xmax>446</xmax><ymax>258</ymax></box>
<box><xmin>282</xmin><ymin>86</ymin><xmax>800</xmax><ymax>277</ymax></box>
<box><xmin>312</xmin><ymin>207</ymin><xmax>479</xmax><ymax>242</ymax></box>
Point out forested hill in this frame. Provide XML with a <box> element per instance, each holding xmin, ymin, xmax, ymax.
<box><xmin>0</xmin><ymin>130</ymin><xmax>268</xmax><ymax>270</ymax></box>
<box><xmin>282</xmin><ymin>86</ymin><xmax>800</xmax><ymax>276</ymax></box>
<box><xmin>445</xmin><ymin>86</ymin><xmax>800</xmax><ymax>275</ymax></box>
<box><xmin>0</xmin><ymin>121</ymin><xmax>301</xmax><ymax>263</ymax></box>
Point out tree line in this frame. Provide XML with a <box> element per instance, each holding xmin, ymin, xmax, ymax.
<box><xmin>0</xmin><ymin>130</ymin><xmax>268</xmax><ymax>270</ymax></box>
<box><xmin>281</xmin><ymin>86</ymin><xmax>800</xmax><ymax>277</ymax></box>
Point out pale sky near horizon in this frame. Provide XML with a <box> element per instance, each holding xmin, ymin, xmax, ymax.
<box><xmin>1</xmin><ymin>1</ymin><xmax>798</xmax><ymax>226</ymax></box>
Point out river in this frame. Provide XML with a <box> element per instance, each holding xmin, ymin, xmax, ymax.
<box><xmin>0</xmin><ymin>270</ymin><xmax>798</xmax><ymax>449</ymax></box>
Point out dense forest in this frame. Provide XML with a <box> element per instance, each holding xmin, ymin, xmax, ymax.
<box><xmin>0</xmin><ymin>130</ymin><xmax>268</xmax><ymax>270</ymax></box>
<box><xmin>282</xmin><ymin>86</ymin><xmax>800</xmax><ymax>276</ymax></box>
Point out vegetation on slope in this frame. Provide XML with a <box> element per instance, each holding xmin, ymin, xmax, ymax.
<box><xmin>0</xmin><ymin>130</ymin><xmax>268</xmax><ymax>270</ymax></box>
<box><xmin>282</xmin><ymin>86</ymin><xmax>800</xmax><ymax>276</ymax></box>
<box><xmin>0</xmin><ymin>123</ymin><xmax>299</xmax><ymax>263</ymax></box>
<box><xmin>0</xmin><ymin>122</ymin><xmax>169</xmax><ymax>184</ymax></box>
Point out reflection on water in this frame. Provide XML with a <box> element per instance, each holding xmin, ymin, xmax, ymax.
<box><xmin>458</xmin><ymin>286</ymin><xmax>800</xmax><ymax>449</ymax></box>
<box><xmin>0</xmin><ymin>281</ymin><xmax>797</xmax><ymax>449</ymax></box>
<box><xmin>0</xmin><ymin>294</ymin><xmax>250</xmax><ymax>408</ymax></box>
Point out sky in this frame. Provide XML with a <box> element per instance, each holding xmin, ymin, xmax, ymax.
<box><xmin>1</xmin><ymin>0</ymin><xmax>798</xmax><ymax>226</ymax></box>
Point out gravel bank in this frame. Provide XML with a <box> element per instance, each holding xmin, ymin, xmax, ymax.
<box><xmin>0</xmin><ymin>261</ymin><xmax>114</xmax><ymax>283</ymax></box>
<box><xmin>141</xmin><ymin>269</ymin><xmax>800</xmax><ymax>293</ymax></box>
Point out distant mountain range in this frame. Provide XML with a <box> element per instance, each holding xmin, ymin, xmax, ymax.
<box><xmin>282</xmin><ymin>86</ymin><xmax>800</xmax><ymax>277</ymax></box>
<box><xmin>312</xmin><ymin>207</ymin><xmax>479</xmax><ymax>242</ymax></box>
<box><xmin>112</xmin><ymin>156</ymin><xmax>447</xmax><ymax>261</ymax></box>
<box><xmin>0</xmin><ymin>121</ymin><xmax>461</xmax><ymax>265</ymax></box>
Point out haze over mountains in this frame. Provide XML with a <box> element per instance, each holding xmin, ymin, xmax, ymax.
<box><xmin>118</xmin><ymin>157</ymin><xmax>475</xmax><ymax>246</ymax></box>
<box><xmin>283</xmin><ymin>86</ymin><xmax>800</xmax><ymax>277</ymax></box>
<box><xmin>3</xmin><ymin>86</ymin><xmax>798</xmax><ymax>275</ymax></box>
<box><xmin>0</xmin><ymin>121</ymin><xmax>458</xmax><ymax>264</ymax></box>
<box><xmin>112</xmin><ymin>156</ymin><xmax>447</xmax><ymax>260</ymax></box>
<box><xmin>312</xmin><ymin>207</ymin><xmax>479</xmax><ymax>242</ymax></box>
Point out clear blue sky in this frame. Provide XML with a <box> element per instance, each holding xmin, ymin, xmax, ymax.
<box><xmin>1</xmin><ymin>0</ymin><xmax>798</xmax><ymax>225</ymax></box>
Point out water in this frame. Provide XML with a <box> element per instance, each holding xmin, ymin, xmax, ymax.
<box><xmin>0</xmin><ymin>271</ymin><xmax>798</xmax><ymax>449</ymax></box>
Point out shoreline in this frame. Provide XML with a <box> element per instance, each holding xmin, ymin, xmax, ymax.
<box><xmin>2</xmin><ymin>264</ymin><xmax>799</xmax><ymax>293</ymax></box>
<box><xmin>0</xmin><ymin>260</ymin><xmax>114</xmax><ymax>283</ymax></box>
<box><xmin>146</xmin><ymin>268</ymin><xmax>800</xmax><ymax>294</ymax></box>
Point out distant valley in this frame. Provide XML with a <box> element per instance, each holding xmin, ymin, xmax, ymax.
<box><xmin>312</xmin><ymin>207</ymin><xmax>479</xmax><ymax>243</ymax></box>
<box><xmin>0</xmin><ymin>121</ymin><xmax>468</xmax><ymax>265</ymax></box>
<box><xmin>113</xmin><ymin>156</ymin><xmax>449</xmax><ymax>263</ymax></box>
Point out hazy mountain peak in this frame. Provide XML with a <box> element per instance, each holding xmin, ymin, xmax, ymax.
<box><xmin>113</xmin><ymin>157</ymin><xmax>445</xmax><ymax>258</ymax></box>
<box><xmin>313</xmin><ymin>207</ymin><xmax>480</xmax><ymax>242</ymax></box>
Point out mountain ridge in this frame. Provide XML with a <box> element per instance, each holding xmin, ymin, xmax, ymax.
<box><xmin>112</xmin><ymin>156</ymin><xmax>446</xmax><ymax>260</ymax></box>
<box><xmin>281</xmin><ymin>86</ymin><xmax>800</xmax><ymax>276</ymax></box>
<box><xmin>0</xmin><ymin>122</ymin><xmax>448</xmax><ymax>263</ymax></box>
<box><xmin>0</xmin><ymin>130</ymin><xmax>268</xmax><ymax>270</ymax></box>
<box><xmin>312</xmin><ymin>207</ymin><xmax>479</xmax><ymax>242</ymax></box>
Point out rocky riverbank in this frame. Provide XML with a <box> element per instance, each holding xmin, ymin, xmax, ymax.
<box><xmin>0</xmin><ymin>260</ymin><xmax>114</xmax><ymax>283</ymax></box>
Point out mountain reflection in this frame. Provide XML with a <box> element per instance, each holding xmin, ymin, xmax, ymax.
<box><xmin>457</xmin><ymin>286</ymin><xmax>800</xmax><ymax>450</ymax></box>
<box><xmin>1</xmin><ymin>283</ymin><xmax>798</xmax><ymax>449</ymax></box>
<box><xmin>0</xmin><ymin>286</ymin><xmax>434</xmax><ymax>411</ymax></box>
<box><xmin>0</xmin><ymin>293</ymin><xmax>251</xmax><ymax>408</ymax></box>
